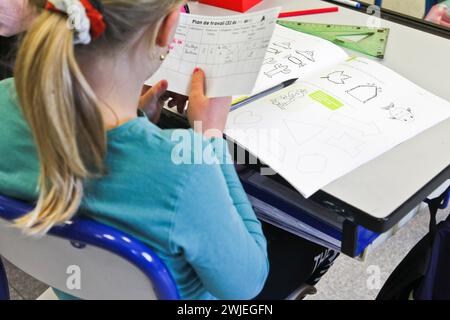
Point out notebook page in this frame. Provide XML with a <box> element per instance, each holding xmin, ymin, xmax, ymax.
<box><xmin>225</xmin><ymin>57</ymin><xmax>450</xmax><ymax>198</ymax></box>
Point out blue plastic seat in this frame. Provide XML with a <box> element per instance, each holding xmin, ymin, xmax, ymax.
<box><xmin>0</xmin><ymin>195</ymin><xmax>180</xmax><ymax>300</ymax></box>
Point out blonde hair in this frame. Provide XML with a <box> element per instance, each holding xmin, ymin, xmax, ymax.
<box><xmin>14</xmin><ymin>0</ymin><xmax>183</xmax><ymax>235</ymax></box>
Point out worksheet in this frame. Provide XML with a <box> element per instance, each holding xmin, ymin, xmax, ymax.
<box><xmin>147</xmin><ymin>8</ymin><xmax>280</xmax><ymax>97</ymax></box>
<box><xmin>225</xmin><ymin>57</ymin><xmax>450</xmax><ymax>198</ymax></box>
<box><xmin>252</xmin><ymin>24</ymin><xmax>349</xmax><ymax>95</ymax></box>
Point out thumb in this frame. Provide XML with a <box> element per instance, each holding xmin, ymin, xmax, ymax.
<box><xmin>140</xmin><ymin>80</ymin><xmax>168</xmax><ymax>108</ymax></box>
<box><xmin>190</xmin><ymin>68</ymin><xmax>206</xmax><ymax>98</ymax></box>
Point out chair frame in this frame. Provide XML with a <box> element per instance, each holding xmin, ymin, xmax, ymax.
<box><xmin>0</xmin><ymin>195</ymin><xmax>180</xmax><ymax>300</ymax></box>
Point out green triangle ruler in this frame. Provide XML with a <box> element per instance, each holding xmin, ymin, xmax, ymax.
<box><xmin>277</xmin><ymin>20</ymin><xmax>390</xmax><ymax>59</ymax></box>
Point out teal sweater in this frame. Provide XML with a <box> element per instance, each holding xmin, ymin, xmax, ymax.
<box><xmin>0</xmin><ymin>78</ymin><xmax>269</xmax><ymax>300</ymax></box>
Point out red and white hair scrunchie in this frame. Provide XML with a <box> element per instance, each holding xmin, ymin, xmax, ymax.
<box><xmin>45</xmin><ymin>0</ymin><xmax>106</xmax><ymax>45</ymax></box>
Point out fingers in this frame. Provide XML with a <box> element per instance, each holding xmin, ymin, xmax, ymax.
<box><xmin>152</xmin><ymin>80</ymin><xmax>169</xmax><ymax>101</ymax></box>
<box><xmin>141</xmin><ymin>84</ymin><xmax>152</xmax><ymax>96</ymax></box>
<box><xmin>139</xmin><ymin>80</ymin><xmax>168</xmax><ymax>110</ymax></box>
<box><xmin>210</xmin><ymin>96</ymin><xmax>233</xmax><ymax>107</ymax></box>
<box><xmin>189</xmin><ymin>68</ymin><xmax>206</xmax><ymax>99</ymax></box>
<box><xmin>151</xmin><ymin>102</ymin><xmax>164</xmax><ymax>124</ymax></box>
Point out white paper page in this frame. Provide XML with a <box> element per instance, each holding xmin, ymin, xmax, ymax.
<box><xmin>248</xmin><ymin>196</ymin><xmax>341</xmax><ymax>248</ymax></box>
<box><xmin>225</xmin><ymin>57</ymin><xmax>450</xmax><ymax>198</ymax></box>
<box><xmin>250</xmin><ymin>24</ymin><xmax>349</xmax><ymax>95</ymax></box>
<box><xmin>146</xmin><ymin>8</ymin><xmax>280</xmax><ymax>97</ymax></box>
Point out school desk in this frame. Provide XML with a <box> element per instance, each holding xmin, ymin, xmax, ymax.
<box><xmin>161</xmin><ymin>0</ymin><xmax>450</xmax><ymax>257</ymax></box>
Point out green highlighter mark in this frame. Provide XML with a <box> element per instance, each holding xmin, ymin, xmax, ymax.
<box><xmin>309</xmin><ymin>90</ymin><xmax>344</xmax><ymax>111</ymax></box>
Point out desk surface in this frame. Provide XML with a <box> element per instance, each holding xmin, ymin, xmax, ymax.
<box><xmin>190</xmin><ymin>0</ymin><xmax>450</xmax><ymax>225</ymax></box>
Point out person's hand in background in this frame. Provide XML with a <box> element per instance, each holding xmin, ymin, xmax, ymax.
<box><xmin>0</xmin><ymin>0</ymin><xmax>35</xmax><ymax>37</ymax></box>
<box><xmin>140</xmin><ymin>80</ymin><xmax>170</xmax><ymax>124</ymax></box>
<box><xmin>425</xmin><ymin>0</ymin><xmax>450</xmax><ymax>28</ymax></box>
<box><xmin>186</xmin><ymin>68</ymin><xmax>232</xmax><ymax>139</ymax></box>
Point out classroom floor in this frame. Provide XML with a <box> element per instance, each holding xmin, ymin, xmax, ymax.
<box><xmin>1</xmin><ymin>0</ymin><xmax>441</xmax><ymax>301</ymax></box>
<box><xmin>308</xmin><ymin>203</ymin><xmax>450</xmax><ymax>300</ymax></box>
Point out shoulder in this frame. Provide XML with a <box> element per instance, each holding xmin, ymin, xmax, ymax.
<box><xmin>0</xmin><ymin>78</ymin><xmax>30</xmax><ymax>131</ymax></box>
<box><xmin>0</xmin><ymin>78</ymin><xmax>15</xmax><ymax>90</ymax></box>
<box><xmin>106</xmin><ymin>119</ymin><xmax>228</xmax><ymax>193</ymax></box>
<box><xmin>0</xmin><ymin>78</ymin><xmax>18</xmax><ymax>105</ymax></box>
<box><xmin>120</xmin><ymin>121</ymin><xmax>228</xmax><ymax>168</ymax></box>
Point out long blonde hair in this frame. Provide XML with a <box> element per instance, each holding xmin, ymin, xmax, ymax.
<box><xmin>14</xmin><ymin>0</ymin><xmax>183</xmax><ymax>235</ymax></box>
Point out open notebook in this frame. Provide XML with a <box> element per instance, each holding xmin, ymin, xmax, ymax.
<box><xmin>225</xmin><ymin>25</ymin><xmax>450</xmax><ymax>198</ymax></box>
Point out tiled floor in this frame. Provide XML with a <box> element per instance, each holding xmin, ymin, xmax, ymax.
<box><xmin>308</xmin><ymin>203</ymin><xmax>450</xmax><ymax>300</ymax></box>
<box><xmin>2</xmin><ymin>258</ymin><xmax>48</xmax><ymax>300</ymax></box>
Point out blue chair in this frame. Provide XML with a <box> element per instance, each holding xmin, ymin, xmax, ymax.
<box><xmin>0</xmin><ymin>195</ymin><xmax>180</xmax><ymax>300</ymax></box>
<box><xmin>374</xmin><ymin>0</ymin><xmax>438</xmax><ymax>16</ymax></box>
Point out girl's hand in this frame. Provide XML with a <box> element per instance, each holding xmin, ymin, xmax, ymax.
<box><xmin>139</xmin><ymin>80</ymin><xmax>169</xmax><ymax>124</ymax></box>
<box><xmin>0</xmin><ymin>0</ymin><xmax>34</xmax><ymax>37</ymax></box>
<box><xmin>187</xmin><ymin>68</ymin><xmax>231</xmax><ymax>139</ymax></box>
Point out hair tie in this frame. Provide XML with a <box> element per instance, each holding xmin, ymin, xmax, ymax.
<box><xmin>45</xmin><ymin>0</ymin><xmax>106</xmax><ymax>45</ymax></box>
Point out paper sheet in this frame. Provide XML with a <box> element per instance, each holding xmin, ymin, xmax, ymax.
<box><xmin>251</xmin><ymin>25</ymin><xmax>349</xmax><ymax>95</ymax></box>
<box><xmin>225</xmin><ymin>57</ymin><xmax>450</xmax><ymax>198</ymax></box>
<box><xmin>248</xmin><ymin>195</ymin><xmax>341</xmax><ymax>250</ymax></box>
<box><xmin>146</xmin><ymin>8</ymin><xmax>280</xmax><ymax>97</ymax></box>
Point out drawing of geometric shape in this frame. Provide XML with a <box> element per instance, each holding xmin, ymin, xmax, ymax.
<box><xmin>285</xmin><ymin>54</ymin><xmax>306</xmax><ymax>68</ymax></box>
<box><xmin>381</xmin><ymin>103</ymin><xmax>415</xmax><ymax>123</ymax></box>
<box><xmin>346</xmin><ymin>84</ymin><xmax>379</xmax><ymax>104</ymax></box>
<box><xmin>296</xmin><ymin>50</ymin><xmax>315</xmax><ymax>62</ymax></box>
<box><xmin>271</xmin><ymin>89</ymin><xmax>307</xmax><ymax>110</ymax></box>
<box><xmin>267</xmin><ymin>47</ymin><xmax>282</xmax><ymax>55</ymax></box>
<box><xmin>273</xmin><ymin>41</ymin><xmax>292</xmax><ymax>50</ymax></box>
<box><xmin>321</xmin><ymin>71</ymin><xmax>352</xmax><ymax>85</ymax></box>
<box><xmin>326</xmin><ymin>133</ymin><xmax>364</xmax><ymax>157</ymax></box>
<box><xmin>263</xmin><ymin>57</ymin><xmax>276</xmax><ymax>65</ymax></box>
<box><xmin>329</xmin><ymin>114</ymin><xmax>381</xmax><ymax>136</ymax></box>
<box><xmin>283</xmin><ymin>120</ymin><xmax>327</xmax><ymax>147</ymax></box>
<box><xmin>233</xmin><ymin>110</ymin><xmax>263</xmax><ymax>125</ymax></box>
<box><xmin>297</xmin><ymin>154</ymin><xmax>328</xmax><ymax>173</ymax></box>
<box><xmin>264</xmin><ymin>64</ymin><xmax>291</xmax><ymax>78</ymax></box>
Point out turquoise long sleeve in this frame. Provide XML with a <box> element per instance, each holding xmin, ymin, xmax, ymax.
<box><xmin>0</xmin><ymin>78</ymin><xmax>269</xmax><ymax>300</ymax></box>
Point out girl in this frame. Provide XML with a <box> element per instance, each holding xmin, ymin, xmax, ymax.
<box><xmin>0</xmin><ymin>0</ymin><xmax>269</xmax><ymax>299</ymax></box>
<box><xmin>0</xmin><ymin>0</ymin><xmax>339</xmax><ymax>300</ymax></box>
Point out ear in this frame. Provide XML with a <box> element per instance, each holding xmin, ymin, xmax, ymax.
<box><xmin>155</xmin><ymin>8</ymin><xmax>181</xmax><ymax>48</ymax></box>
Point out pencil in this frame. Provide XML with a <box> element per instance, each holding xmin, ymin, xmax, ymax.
<box><xmin>231</xmin><ymin>79</ymin><xmax>298</xmax><ymax>111</ymax></box>
<box><xmin>278</xmin><ymin>7</ymin><xmax>339</xmax><ymax>18</ymax></box>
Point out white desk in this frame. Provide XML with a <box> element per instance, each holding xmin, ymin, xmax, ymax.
<box><xmin>189</xmin><ymin>0</ymin><xmax>450</xmax><ymax>225</ymax></box>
